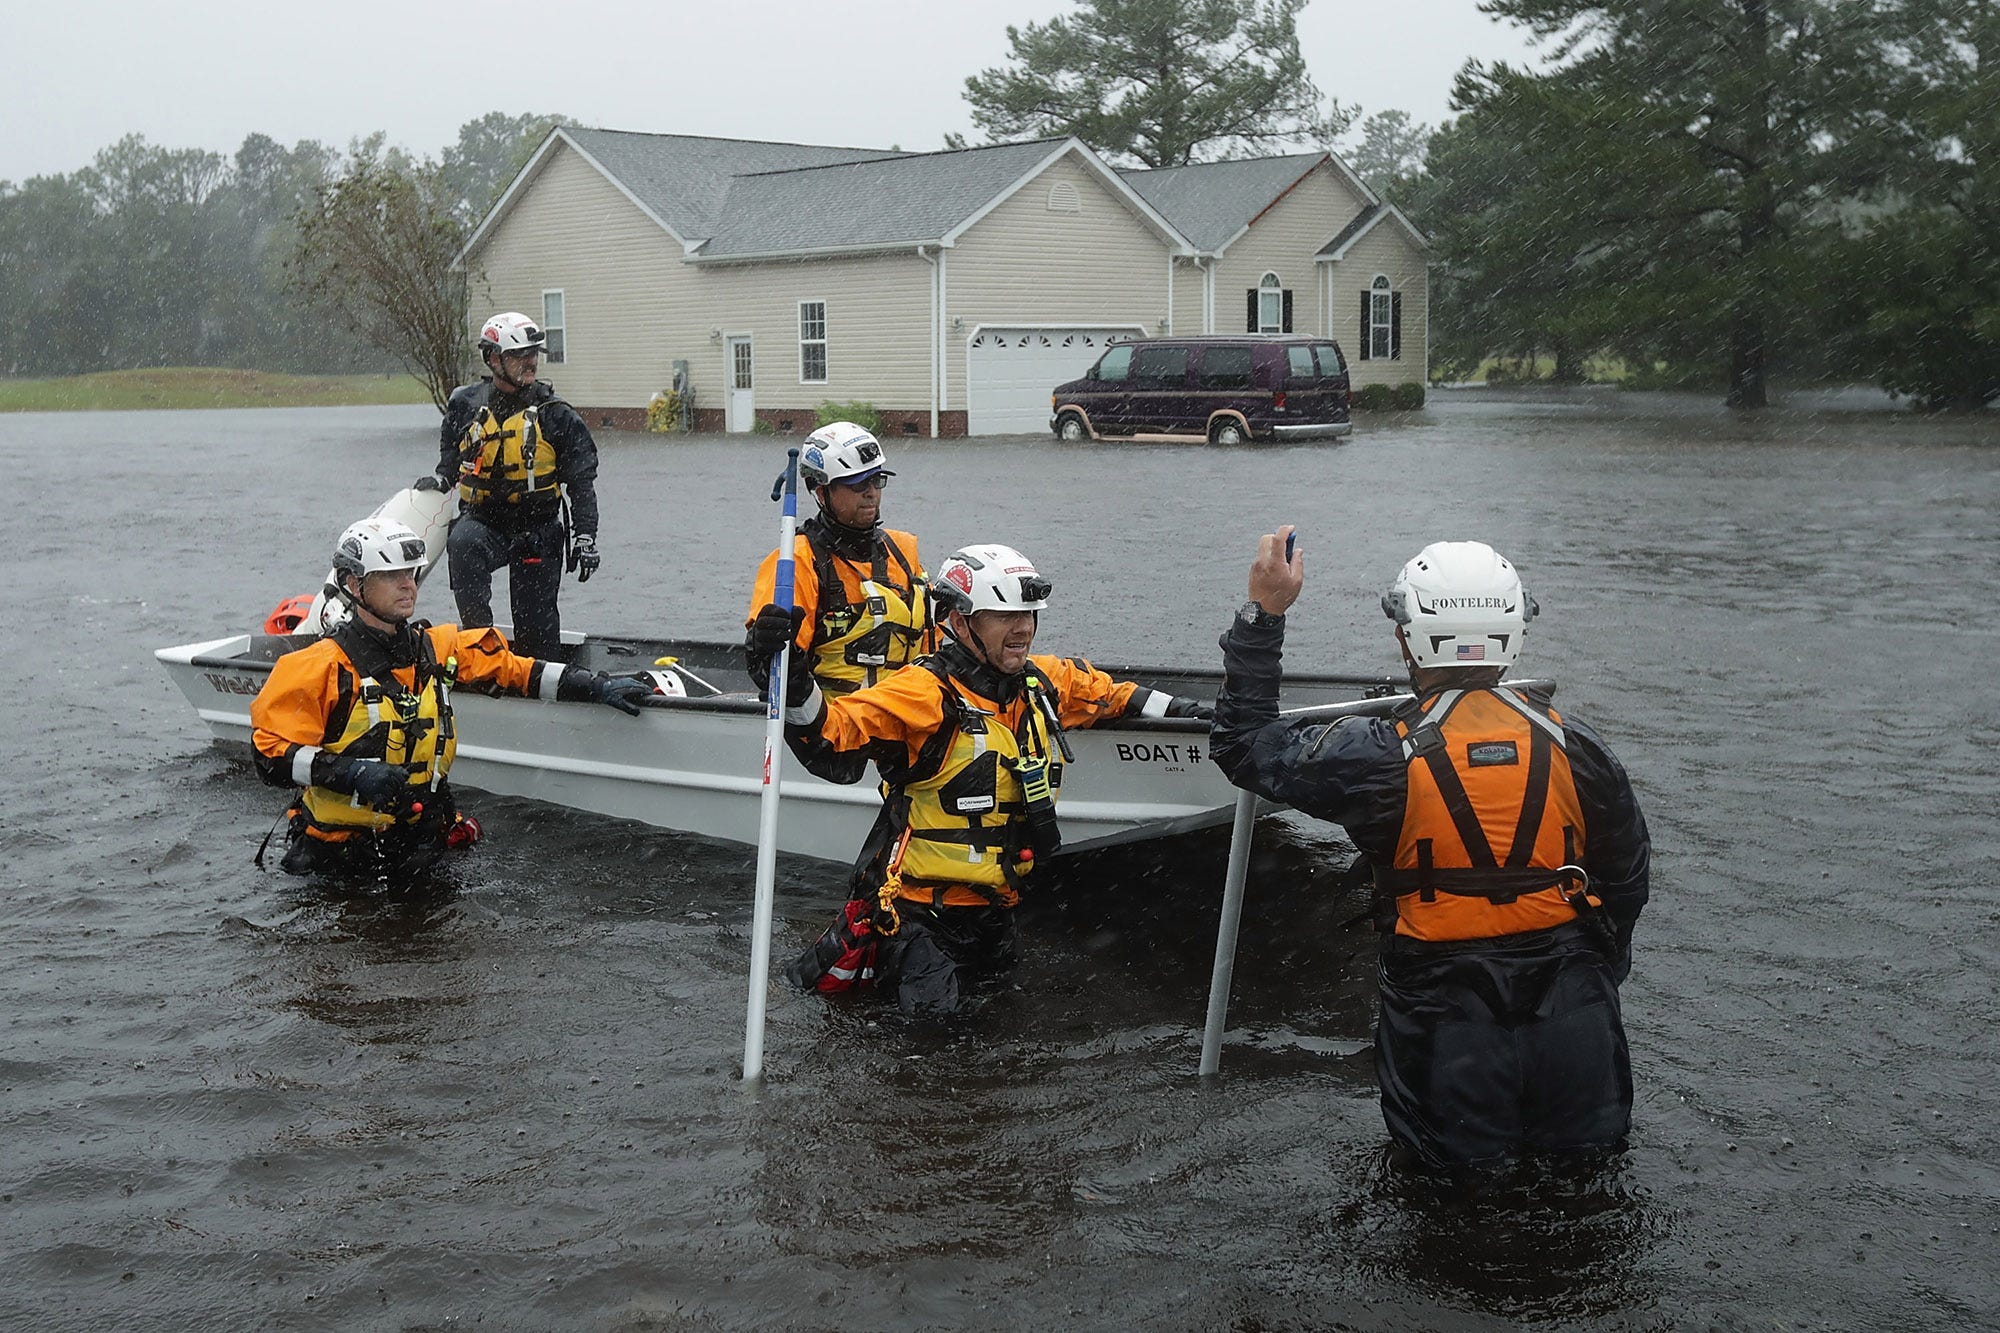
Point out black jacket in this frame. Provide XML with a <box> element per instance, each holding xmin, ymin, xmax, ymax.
<box><xmin>1209</xmin><ymin>610</ymin><xmax>1651</xmax><ymax>945</ymax></box>
<box><xmin>437</xmin><ymin>378</ymin><xmax>600</xmax><ymax>535</ymax></box>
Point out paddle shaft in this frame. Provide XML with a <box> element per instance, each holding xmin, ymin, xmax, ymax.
<box><xmin>743</xmin><ymin>448</ymin><xmax>801</xmax><ymax>1085</ymax></box>
<box><xmin>1199</xmin><ymin>787</ymin><xmax>1260</xmax><ymax>1077</ymax></box>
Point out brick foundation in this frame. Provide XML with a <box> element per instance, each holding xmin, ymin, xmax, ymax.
<box><xmin>665</xmin><ymin>406</ymin><xmax>971</xmax><ymax>438</ymax></box>
<box><xmin>574</xmin><ymin>405</ymin><xmax>649</xmax><ymax>431</ymax></box>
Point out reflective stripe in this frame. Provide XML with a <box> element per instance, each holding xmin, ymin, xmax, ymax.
<box><xmin>1494</xmin><ymin>687</ymin><xmax>1567</xmax><ymax>750</ymax></box>
<box><xmin>1140</xmin><ymin>690</ymin><xmax>1169</xmax><ymax>718</ymax></box>
<box><xmin>785</xmin><ymin>682</ymin><xmax>825</xmax><ymax>726</ymax></box>
<box><xmin>1400</xmin><ymin>689</ymin><xmax>1463</xmax><ymax>759</ymax></box>
<box><xmin>291</xmin><ymin>745</ymin><xmax>320</xmax><ymax>786</ymax></box>
<box><xmin>537</xmin><ymin>662</ymin><xmax>564</xmax><ymax>702</ymax></box>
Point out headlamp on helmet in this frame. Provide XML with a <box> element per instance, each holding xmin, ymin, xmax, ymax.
<box><xmin>799</xmin><ymin>420</ymin><xmax>894</xmax><ymax>490</ymax></box>
<box><xmin>332</xmin><ymin>518</ymin><xmax>428</xmax><ymax>583</ymax></box>
<box><xmin>477</xmin><ymin>311</ymin><xmax>546</xmax><ymax>358</ymax></box>
<box><xmin>933</xmin><ymin>544</ymin><xmax>1052</xmax><ymax>617</ymax></box>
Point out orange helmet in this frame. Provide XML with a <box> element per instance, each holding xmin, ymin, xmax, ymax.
<box><xmin>262</xmin><ymin>593</ymin><xmax>318</xmax><ymax>635</ymax></box>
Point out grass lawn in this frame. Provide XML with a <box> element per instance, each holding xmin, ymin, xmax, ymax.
<box><xmin>0</xmin><ymin>368</ymin><xmax>436</xmax><ymax>412</ymax></box>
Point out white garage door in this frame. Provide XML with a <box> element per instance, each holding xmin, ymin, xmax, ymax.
<box><xmin>965</xmin><ymin>326</ymin><xmax>1144</xmax><ymax>435</ymax></box>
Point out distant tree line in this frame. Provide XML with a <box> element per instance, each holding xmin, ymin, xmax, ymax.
<box><xmin>0</xmin><ymin>112</ymin><xmax>568</xmax><ymax>404</ymax></box>
<box><xmin>1405</xmin><ymin>0</ymin><xmax>1997</xmax><ymax>409</ymax></box>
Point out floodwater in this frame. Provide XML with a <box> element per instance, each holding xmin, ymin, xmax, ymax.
<box><xmin>2</xmin><ymin>389</ymin><xmax>1996</xmax><ymax>1332</ymax></box>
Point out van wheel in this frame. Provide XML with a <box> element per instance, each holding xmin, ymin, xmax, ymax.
<box><xmin>1055</xmin><ymin>412</ymin><xmax>1089</xmax><ymax>442</ymax></box>
<box><xmin>1209</xmin><ymin>419</ymin><xmax>1246</xmax><ymax>445</ymax></box>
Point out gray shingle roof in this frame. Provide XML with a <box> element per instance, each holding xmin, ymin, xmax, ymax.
<box><xmin>1317</xmin><ymin>203</ymin><xmax>1384</xmax><ymax>257</ymax></box>
<box><xmin>1119</xmin><ymin>153</ymin><xmax>1329</xmax><ymax>252</ymax></box>
<box><xmin>694</xmin><ymin>139</ymin><xmax>1072</xmax><ymax>258</ymax></box>
<box><xmin>560</xmin><ymin>127</ymin><xmax>901</xmax><ymax>242</ymax></box>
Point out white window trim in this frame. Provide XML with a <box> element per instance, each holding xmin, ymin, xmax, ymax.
<box><xmin>797</xmin><ymin>299</ymin><xmax>828</xmax><ymax>385</ymax></box>
<box><xmin>1258</xmin><ymin>271</ymin><xmax>1284</xmax><ymax>334</ymax></box>
<box><xmin>1369</xmin><ymin>274</ymin><xmax>1395</xmax><ymax>361</ymax></box>
<box><xmin>541</xmin><ymin>288</ymin><xmax>566</xmax><ymax>364</ymax></box>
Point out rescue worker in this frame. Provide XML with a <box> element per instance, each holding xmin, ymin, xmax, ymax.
<box><xmin>415</xmin><ymin>311</ymin><xmax>601</xmax><ymax>660</ymax></box>
<box><xmin>1210</xmin><ymin>532</ymin><xmax>1650</xmax><ymax>1169</ymax></box>
<box><xmin>753</xmin><ymin>543</ymin><xmax>1212</xmax><ymax>1016</ymax></box>
<box><xmin>743</xmin><ymin>421</ymin><xmax>931</xmax><ymax>699</ymax></box>
<box><xmin>250</xmin><ymin>517</ymin><xmax>651</xmax><ymax>881</ymax></box>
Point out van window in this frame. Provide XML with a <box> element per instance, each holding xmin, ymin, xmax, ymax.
<box><xmin>1286</xmin><ymin>346</ymin><xmax>1317</xmax><ymax>381</ymax></box>
<box><xmin>1313</xmin><ymin>342</ymin><xmax>1347</xmax><ymax>375</ymax></box>
<box><xmin>1198</xmin><ymin>345</ymin><xmax>1255</xmax><ymax>387</ymax></box>
<box><xmin>1132</xmin><ymin>345</ymin><xmax>1190</xmax><ymax>381</ymax></box>
<box><xmin>1094</xmin><ymin>344</ymin><xmax>1134</xmax><ymax>380</ymax></box>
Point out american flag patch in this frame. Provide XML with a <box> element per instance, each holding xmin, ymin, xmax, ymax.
<box><xmin>1456</xmin><ymin>644</ymin><xmax>1486</xmax><ymax>661</ymax></box>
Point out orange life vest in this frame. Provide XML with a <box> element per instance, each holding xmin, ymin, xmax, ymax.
<box><xmin>1375</xmin><ymin>685</ymin><xmax>1595</xmax><ymax>942</ymax></box>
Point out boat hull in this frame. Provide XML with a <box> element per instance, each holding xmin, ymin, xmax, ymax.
<box><xmin>155</xmin><ymin>632</ymin><xmax>1464</xmax><ymax>865</ymax></box>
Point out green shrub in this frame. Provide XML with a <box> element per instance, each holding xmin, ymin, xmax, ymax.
<box><xmin>1391</xmin><ymin>382</ymin><xmax>1426</xmax><ymax>410</ymax></box>
<box><xmin>1350</xmin><ymin>383</ymin><xmax>1395</xmax><ymax>411</ymax></box>
<box><xmin>815</xmin><ymin>400</ymin><xmax>886</xmax><ymax>433</ymax></box>
<box><xmin>751</xmin><ymin>417</ymin><xmax>776</xmax><ymax>435</ymax></box>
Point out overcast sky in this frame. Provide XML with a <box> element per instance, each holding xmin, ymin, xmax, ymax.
<box><xmin>8</xmin><ymin>0</ymin><xmax>1544</xmax><ymax>183</ymax></box>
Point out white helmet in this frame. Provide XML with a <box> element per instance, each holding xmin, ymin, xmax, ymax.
<box><xmin>799</xmin><ymin>421</ymin><xmax>892</xmax><ymax>490</ymax></box>
<box><xmin>934</xmin><ymin>544</ymin><xmax>1052</xmax><ymax>617</ymax></box>
<box><xmin>332</xmin><ymin>518</ymin><xmax>427</xmax><ymax>584</ymax></box>
<box><xmin>1381</xmin><ymin>540</ymin><xmax>1537</xmax><ymax>669</ymax></box>
<box><xmin>477</xmin><ymin>311</ymin><xmax>546</xmax><ymax>357</ymax></box>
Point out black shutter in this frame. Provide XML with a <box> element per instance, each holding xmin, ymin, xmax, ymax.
<box><xmin>1246</xmin><ymin>290</ymin><xmax>1258</xmax><ymax>333</ymax></box>
<box><xmin>1281</xmin><ymin>290</ymin><xmax>1293</xmax><ymax>333</ymax></box>
<box><xmin>1391</xmin><ymin>291</ymin><xmax>1403</xmax><ymax>360</ymax></box>
<box><xmin>1358</xmin><ymin>292</ymin><xmax>1371</xmax><ymax>360</ymax></box>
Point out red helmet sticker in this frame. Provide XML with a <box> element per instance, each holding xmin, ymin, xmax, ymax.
<box><xmin>944</xmin><ymin>564</ymin><xmax>974</xmax><ymax>595</ymax></box>
<box><xmin>482</xmin><ymin>325</ymin><xmax>500</xmax><ymax>341</ymax></box>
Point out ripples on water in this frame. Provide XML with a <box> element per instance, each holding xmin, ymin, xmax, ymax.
<box><xmin>1</xmin><ymin>390</ymin><xmax>1996</xmax><ymax>1330</ymax></box>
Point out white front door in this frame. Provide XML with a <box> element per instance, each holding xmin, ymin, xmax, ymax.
<box><xmin>726</xmin><ymin>337</ymin><xmax>755</xmax><ymax>432</ymax></box>
<box><xmin>966</xmin><ymin>326</ymin><xmax>1147</xmax><ymax>435</ymax></box>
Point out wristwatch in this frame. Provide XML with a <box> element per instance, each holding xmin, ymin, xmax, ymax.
<box><xmin>1238</xmin><ymin>600</ymin><xmax>1285</xmax><ymax>628</ymax></box>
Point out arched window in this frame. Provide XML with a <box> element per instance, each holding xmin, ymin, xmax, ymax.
<box><xmin>1258</xmin><ymin>272</ymin><xmax>1284</xmax><ymax>333</ymax></box>
<box><xmin>1367</xmin><ymin>275</ymin><xmax>1396</xmax><ymax>360</ymax></box>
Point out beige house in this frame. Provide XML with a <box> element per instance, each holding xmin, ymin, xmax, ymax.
<box><xmin>461</xmin><ymin>126</ymin><xmax>1428</xmax><ymax>436</ymax></box>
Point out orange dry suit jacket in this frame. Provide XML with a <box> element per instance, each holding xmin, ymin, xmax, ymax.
<box><xmin>782</xmin><ymin>642</ymin><xmax>1166</xmax><ymax>909</ymax></box>
<box><xmin>745</xmin><ymin>516</ymin><xmax>934</xmax><ymax>697</ymax></box>
<box><xmin>250</xmin><ymin>620</ymin><xmax>559</xmax><ymax>839</ymax></box>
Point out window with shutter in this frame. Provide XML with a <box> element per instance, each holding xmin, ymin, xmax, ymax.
<box><xmin>1368</xmin><ymin>276</ymin><xmax>1394</xmax><ymax>360</ymax></box>
<box><xmin>1257</xmin><ymin>273</ymin><xmax>1284</xmax><ymax>333</ymax></box>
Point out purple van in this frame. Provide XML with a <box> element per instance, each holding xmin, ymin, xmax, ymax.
<box><xmin>1050</xmin><ymin>335</ymin><xmax>1352</xmax><ymax>444</ymax></box>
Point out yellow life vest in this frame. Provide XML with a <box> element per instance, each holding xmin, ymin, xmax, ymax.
<box><xmin>456</xmin><ymin>400</ymin><xmax>559</xmax><ymax>509</ymax></box>
<box><xmin>300</xmin><ymin>631</ymin><xmax>458</xmax><ymax>834</ymax></box>
<box><xmin>888</xmin><ymin>663</ymin><xmax>1063</xmax><ymax>909</ymax></box>
<box><xmin>1374</xmin><ymin>685</ymin><xmax>1592</xmax><ymax>942</ymax></box>
<box><xmin>806</xmin><ymin>524</ymin><xmax>930</xmax><ymax>695</ymax></box>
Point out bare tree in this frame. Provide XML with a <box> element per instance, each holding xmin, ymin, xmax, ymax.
<box><xmin>288</xmin><ymin>154</ymin><xmax>471</xmax><ymax>411</ymax></box>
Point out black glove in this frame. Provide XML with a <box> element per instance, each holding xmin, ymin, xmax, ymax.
<box><xmin>747</xmin><ymin>603</ymin><xmax>806</xmax><ymax>665</ymax></box>
<box><xmin>412</xmin><ymin>474</ymin><xmax>448</xmax><ymax>493</ymax></box>
<box><xmin>593</xmin><ymin>673</ymin><xmax>651</xmax><ymax>716</ymax></box>
<box><xmin>1165</xmin><ymin>696</ymin><xmax>1215</xmax><ymax>721</ymax></box>
<box><xmin>782</xmin><ymin>652</ymin><xmax>818</xmax><ymax>709</ymax></box>
<box><xmin>319</xmin><ymin>755</ymin><xmax>414</xmax><ymax>808</ymax></box>
<box><xmin>572</xmin><ymin>533</ymin><xmax>600</xmax><ymax>583</ymax></box>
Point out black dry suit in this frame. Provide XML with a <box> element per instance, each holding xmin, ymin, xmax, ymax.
<box><xmin>1209</xmin><ymin>610</ymin><xmax>1651</xmax><ymax>1168</ymax></box>
<box><xmin>436</xmin><ymin>377</ymin><xmax>601</xmax><ymax>658</ymax></box>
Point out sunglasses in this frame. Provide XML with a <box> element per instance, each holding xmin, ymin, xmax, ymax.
<box><xmin>838</xmin><ymin>474</ymin><xmax>890</xmax><ymax>493</ymax></box>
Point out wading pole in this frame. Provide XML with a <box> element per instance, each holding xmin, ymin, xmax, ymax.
<box><xmin>1199</xmin><ymin>786</ymin><xmax>1260</xmax><ymax>1077</ymax></box>
<box><xmin>743</xmin><ymin>447</ymin><xmax>800</xmax><ymax>1086</ymax></box>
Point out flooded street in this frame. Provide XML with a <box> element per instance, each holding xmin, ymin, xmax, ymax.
<box><xmin>2</xmin><ymin>390</ymin><xmax>1997</xmax><ymax>1331</ymax></box>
